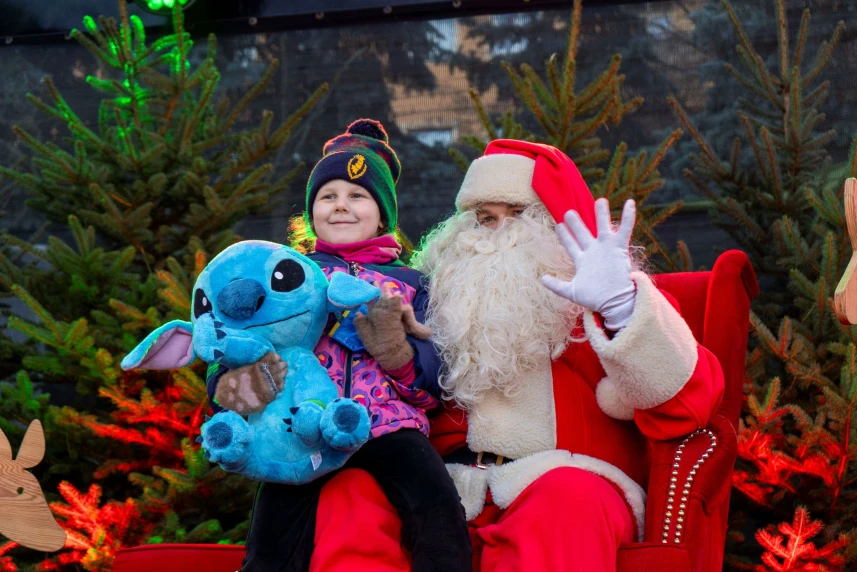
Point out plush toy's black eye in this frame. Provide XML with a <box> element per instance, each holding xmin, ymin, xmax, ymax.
<box><xmin>271</xmin><ymin>259</ymin><xmax>305</xmax><ymax>293</ymax></box>
<box><xmin>193</xmin><ymin>288</ymin><xmax>212</xmax><ymax>318</ymax></box>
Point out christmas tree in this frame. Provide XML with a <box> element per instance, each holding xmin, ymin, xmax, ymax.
<box><xmin>453</xmin><ymin>0</ymin><xmax>689</xmax><ymax>272</ymax></box>
<box><xmin>448</xmin><ymin>3</ymin><xmax>678</xmax><ymax>175</ymax></box>
<box><xmin>670</xmin><ymin>0</ymin><xmax>857</xmax><ymax>568</ymax></box>
<box><xmin>0</xmin><ymin>1</ymin><xmax>326</xmax><ymax>569</ymax></box>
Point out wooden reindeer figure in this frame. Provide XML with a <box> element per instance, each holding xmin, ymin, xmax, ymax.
<box><xmin>835</xmin><ymin>178</ymin><xmax>857</xmax><ymax>325</ymax></box>
<box><xmin>0</xmin><ymin>420</ymin><xmax>66</xmax><ymax>552</ymax></box>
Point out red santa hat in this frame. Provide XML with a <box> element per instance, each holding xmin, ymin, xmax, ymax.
<box><xmin>455</xmin><ymin>139</ymin><xmax>597</xmax><ymax>234</ymax></box>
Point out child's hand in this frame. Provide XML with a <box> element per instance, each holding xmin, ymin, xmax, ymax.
<box><xmin>213</xmin><ymin>352</ymin><xmax>287</xmax><ymax>416</ymax></box>
<box><xmin>354</xmin><ymin>292</ymin><xmax>414</xmax><ymax>371</ymax></box>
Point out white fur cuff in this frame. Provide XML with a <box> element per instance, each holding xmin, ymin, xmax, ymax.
<box><xmin>585</xmin><ymin>272</ymin><xmax>698</xmax><ymax>417</ymax></box>
<box><xmin>446</xmin><ymin>463</ymin><xmax>490</xmax><ymax>521</ymax></box>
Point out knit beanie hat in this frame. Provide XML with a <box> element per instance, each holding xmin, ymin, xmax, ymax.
<box><xmin>306</xmin><ymin>119</ymin><xmax>401</xmax><ymax>231</ymax></box>
<box><xmin>455</xmin><ymin>139</ymin><xmax>597</xmax><ymax>234</ymax></box>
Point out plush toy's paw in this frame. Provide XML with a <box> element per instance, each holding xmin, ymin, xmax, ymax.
<box><xmin>199</xmin><ymin>411</ymin><xmax>252</xmax><ymax>468</ymax></box>
<box><xmin>320</xmin><ymin>398</ymin><xmax>371</xmax><ymax>452</ymax></box>
<box><xmin>193</xmin><ymin>313</ymin><xmax>229</xmax><ymax>364</ymax></box>
<box><xmin>291</xmin><ymin>401</ymin><xmax>324</xmax><ymax>447</ymax></box>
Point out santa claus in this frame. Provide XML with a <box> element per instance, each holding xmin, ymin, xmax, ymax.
<box><xmin>308</xmin><ymin>140</ymin><xmax>724</xmax><ymax>572</ymax></box>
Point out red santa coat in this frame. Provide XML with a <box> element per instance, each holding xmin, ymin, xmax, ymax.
<box><xmin>430</xmin><ymin>272</ymin><xmax>725</xmax><ymax>540</ymax></box>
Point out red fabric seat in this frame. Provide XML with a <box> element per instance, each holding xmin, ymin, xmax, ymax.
<box><xmin>113</xmin><ymin>250</ymin><xmax>757</xmax><ymax>572</ymax></box>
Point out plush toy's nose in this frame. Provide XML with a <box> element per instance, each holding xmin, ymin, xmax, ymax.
<box><xmin>217</xmin><ymin>279</ymin><xmax>267</xmax><ymax>320</ymax></box>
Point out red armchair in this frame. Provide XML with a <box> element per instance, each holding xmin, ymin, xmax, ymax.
<box><xmin>619</xmin><ymin>250</ymin><xmax>758</xmax><ymax>571</ymax></box>
<box><xmin>113</xmin><ymin>250</ymin><xmax>758</xmax><ymax>572</ymax></box>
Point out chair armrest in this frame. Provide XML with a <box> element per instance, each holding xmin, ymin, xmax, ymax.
<box><xmin>643</xmin><ymin>414</ymin><xmax>737</xmax><ymax>546</ymax></box>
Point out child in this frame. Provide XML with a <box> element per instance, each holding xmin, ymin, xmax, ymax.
<box><xmin>207</xmin><ymin>119</ymin><xmax>471</xmax><ymax>572</ymax></box>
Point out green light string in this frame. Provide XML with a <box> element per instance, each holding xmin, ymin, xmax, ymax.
<box><xmin>141</xmin><ymin>0</ymin><xmax>195</xmax><ymax>14</ymax></box>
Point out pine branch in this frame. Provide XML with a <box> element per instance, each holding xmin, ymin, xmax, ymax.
<box><xmin>546</xmin><ymin>53</ymin><xmax>562</xmax><ymax>103</ymax></box>
<box><xmin>112</xmin><ymin>107</ymin><xmax>140</xmax><ymax>171</ymax></box>
<box><xmin>761</xmin><ymin>128</ymin><xmax>783</xmax><ymax>205</ymax></box>
<box><xmin>179</xmin><ymin>71</ymin><xmax>219</xmax><ymax>153</ymax></box>
<box><xmin>269</xmin><ymin>82</ymin><xmax>329</xmax><ymax>148</ymax></box>
<box><xmin>561</xmin><ymin>0</ymin><xmax>582</xmax><ymax>103</ymax></box>
<box><xmin>721</xmin><ymin>1</ymin><xmax>780</xmax><ymax>107</ymax></box>
<box><xmin>10</xmin><ymin>284</ymin><xmax>63</xmax><ymax>343</ymax></box>
<box><xmin>11</xmin><ymin>126</ymin><xmax>78</xmax><ymax>181</ymax></box>
<box><xmin>636</xmin><ymin>129</ymin><xmax>682</xmax><ymax>185</ymax></box>
<box><xmin>675</xmin><ymin>240</ymin><xmax>693</xmax><ymax>272</ymax></box>
<box><xmin>448</xmin><ymin>147</ymin><xmax>471</xmax><ymax>172</ymax></box>
<box><xmin>2</xmin><ymin>233</ymin><xmax>50</xmax><ymax>263</ymax></box>
<box><xmin>520</xmin><ymin>63</ymin><xmax>557</xmax><ymax>114</ymax></box>
<box><xmin>575</xmin><ymin>54</ymin><xmax>621</xmax><ymax>117</ymax></box>
<box><xmin>756</xmin><ymin>508</ymin><xmax>847</xmax><ymax>570</ymax></box>
<box><xmin>669</xmin><ymin>97</ymin><xmax>726</xmax><ymax>176</ymax></box>
<box><xmin>156</xmin><ymin>271</ymin><xmax>190</xmax><ymax>315</ymax></box>
<box><xmin>775</xmin><ymin>0</ymin><xmax>789</xmax><ymax>84</ymax></box>
<box><xmin>725</xmin><ymin>62</ymin><xmax>778</xmax><ymax>103</ymax></box>
<box><xmin>520</xmin><ymin>73</ymin><xmax>557</xmax><ymax>138</ymax></box>
<box><xmin>89</xmin><ymin>183</ymin><xmax>151</xmax><ymax>272</ymax></box>
<box><xmin>802</xmin><ymin>21</ymin><xmax>844</xmax><ymax>88</ymax></box>
<box><xmin>599</xmin><ymin>143</ymin><xmax>627</xmax><ymax>199</ymax></box>
<box><xmin>172</xmin><ymin>0</ymin><xmax>189</xmax><ymax>87</ymax></box>
<box><xmin>794</xmin><ymin>9</ymin><xmax>810</xmax><ymax>72</ymax></box>
<box><xmin>218</xmin><ymin>59</ymin><xmax>279</xmax><ymax>135</ymax></box>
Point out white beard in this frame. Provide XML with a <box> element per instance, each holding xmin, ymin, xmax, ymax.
<box><xmin>412</xmin><ymin>204</ymin><xmax>582</xmax><ymax>411</ymax></box>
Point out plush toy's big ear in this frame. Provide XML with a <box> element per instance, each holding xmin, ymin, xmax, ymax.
<box><xmin>327</xmin><ymin>272</ymin><xmax>381</xmax><ymax>311</ymax></box>
<box><xmin>120</xmin><ymin>320</ymin><xmax>196</xmax><ymax>370</ymax></box>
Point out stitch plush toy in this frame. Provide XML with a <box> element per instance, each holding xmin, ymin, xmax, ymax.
<box><xmin>121</xmin><ymin>240</ymin><xmax>379</xmax><ymax>485</ymax></box>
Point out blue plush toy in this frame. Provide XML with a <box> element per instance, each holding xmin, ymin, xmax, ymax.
<box><xmin>120</xmin><ymin>240</ymin><xmax>379</xmax><ymax>485</ymax></box>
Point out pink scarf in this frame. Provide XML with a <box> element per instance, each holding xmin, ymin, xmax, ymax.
<box><xmin>314</xmin><ymin>234</ymin><xmax>402</xmax><ymax>265</ymax></box>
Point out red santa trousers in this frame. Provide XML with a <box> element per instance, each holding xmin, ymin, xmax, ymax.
<box><xmin>311</xmin><ymin>466</ymin><xmax>634</xmax><ymax>572</ymax></box>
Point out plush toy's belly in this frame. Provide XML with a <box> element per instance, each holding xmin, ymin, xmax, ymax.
<box><xmin>247</xmin><ymin>395</ymin><xmax>316</xmax><ymax>464</ymax></box>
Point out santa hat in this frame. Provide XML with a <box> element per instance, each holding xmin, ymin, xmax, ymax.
<box><xmin>455</xmin><ymin>139</ymin><xmax>597</xmax><ymax>233</ymax></box>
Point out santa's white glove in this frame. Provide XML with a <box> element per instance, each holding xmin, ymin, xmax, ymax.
<box><xmin>541</xmin><ymin>198</ymin><xmax>637</xmax><ymax>331</ymax></box>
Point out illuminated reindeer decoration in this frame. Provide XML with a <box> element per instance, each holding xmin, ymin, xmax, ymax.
<box><xmin>835</xmin><ymin>178</ymin><xmax>857</xmax><ymax>325</ymax></box>
<box><xmin>0</xmin><ymin>420</ymin><xmax>66</xmax><ymax>552</ymax></box>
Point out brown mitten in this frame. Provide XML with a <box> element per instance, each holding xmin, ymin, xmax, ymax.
<box><xmin>401</xmin><ymin>303</ymin><xmax>432</xmax><ymax>340</ymax></box>
<box><xmin>213</xmin><ymin>352</ymin><xmax>287</xmax><ymax>416</ymax></box>
<box><xmin>354</xmin><ymin>295</ymin><xmax>418</xmax><ymax>371</ymax></box>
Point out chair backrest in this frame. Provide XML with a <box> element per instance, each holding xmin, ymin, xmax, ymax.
<box><xmin>652</xmin><ymin>250</ymin><xmax>758</xmax><ymax>429</ymax></box>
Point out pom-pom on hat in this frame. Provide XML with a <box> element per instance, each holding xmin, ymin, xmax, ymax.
<box><xmin>455</xmin><ymin>139</ymin><xmax>597</xmax><ymax>234</ymax></box>
<box><xmin>306</xmin><ymin>119</ymin><xmax>402</xmax><ymax>231</ymax></box>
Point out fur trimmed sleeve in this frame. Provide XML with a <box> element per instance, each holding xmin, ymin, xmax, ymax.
<box><xmin>584</xmin><ymin>272</ymin><xmax>724</xmax><ymax>439</ymax></box>
<box><xmin>406</xmin><ymin>274</ymin><xmax>443</xmax><ymax>400</ymax></box>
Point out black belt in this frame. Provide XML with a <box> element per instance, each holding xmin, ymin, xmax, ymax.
<box><xmin>443</xmin><ymin>447</ymin><xmax>513</xmax><ymax>468</ymax></box>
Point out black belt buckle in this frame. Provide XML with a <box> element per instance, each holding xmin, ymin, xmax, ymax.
<box><xmin>443</xmin><ymin>447</ymin><xmax>509</xmax><ymax>469</ymax></box>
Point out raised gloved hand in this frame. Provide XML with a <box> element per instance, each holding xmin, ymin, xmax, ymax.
<box><xmin>354</xmin><ymin>290</ymin><xmax>431</xmax><ymax>372</ymax></box>
<box><xmin>213</xmin><ymin>352</ymin><xmax>287</xmax><ymax>416</ymax></box>
<box><xmin>541</xmin><ymin>198</ymin><xmax>637</xmax><ymax>331</ymax></box>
